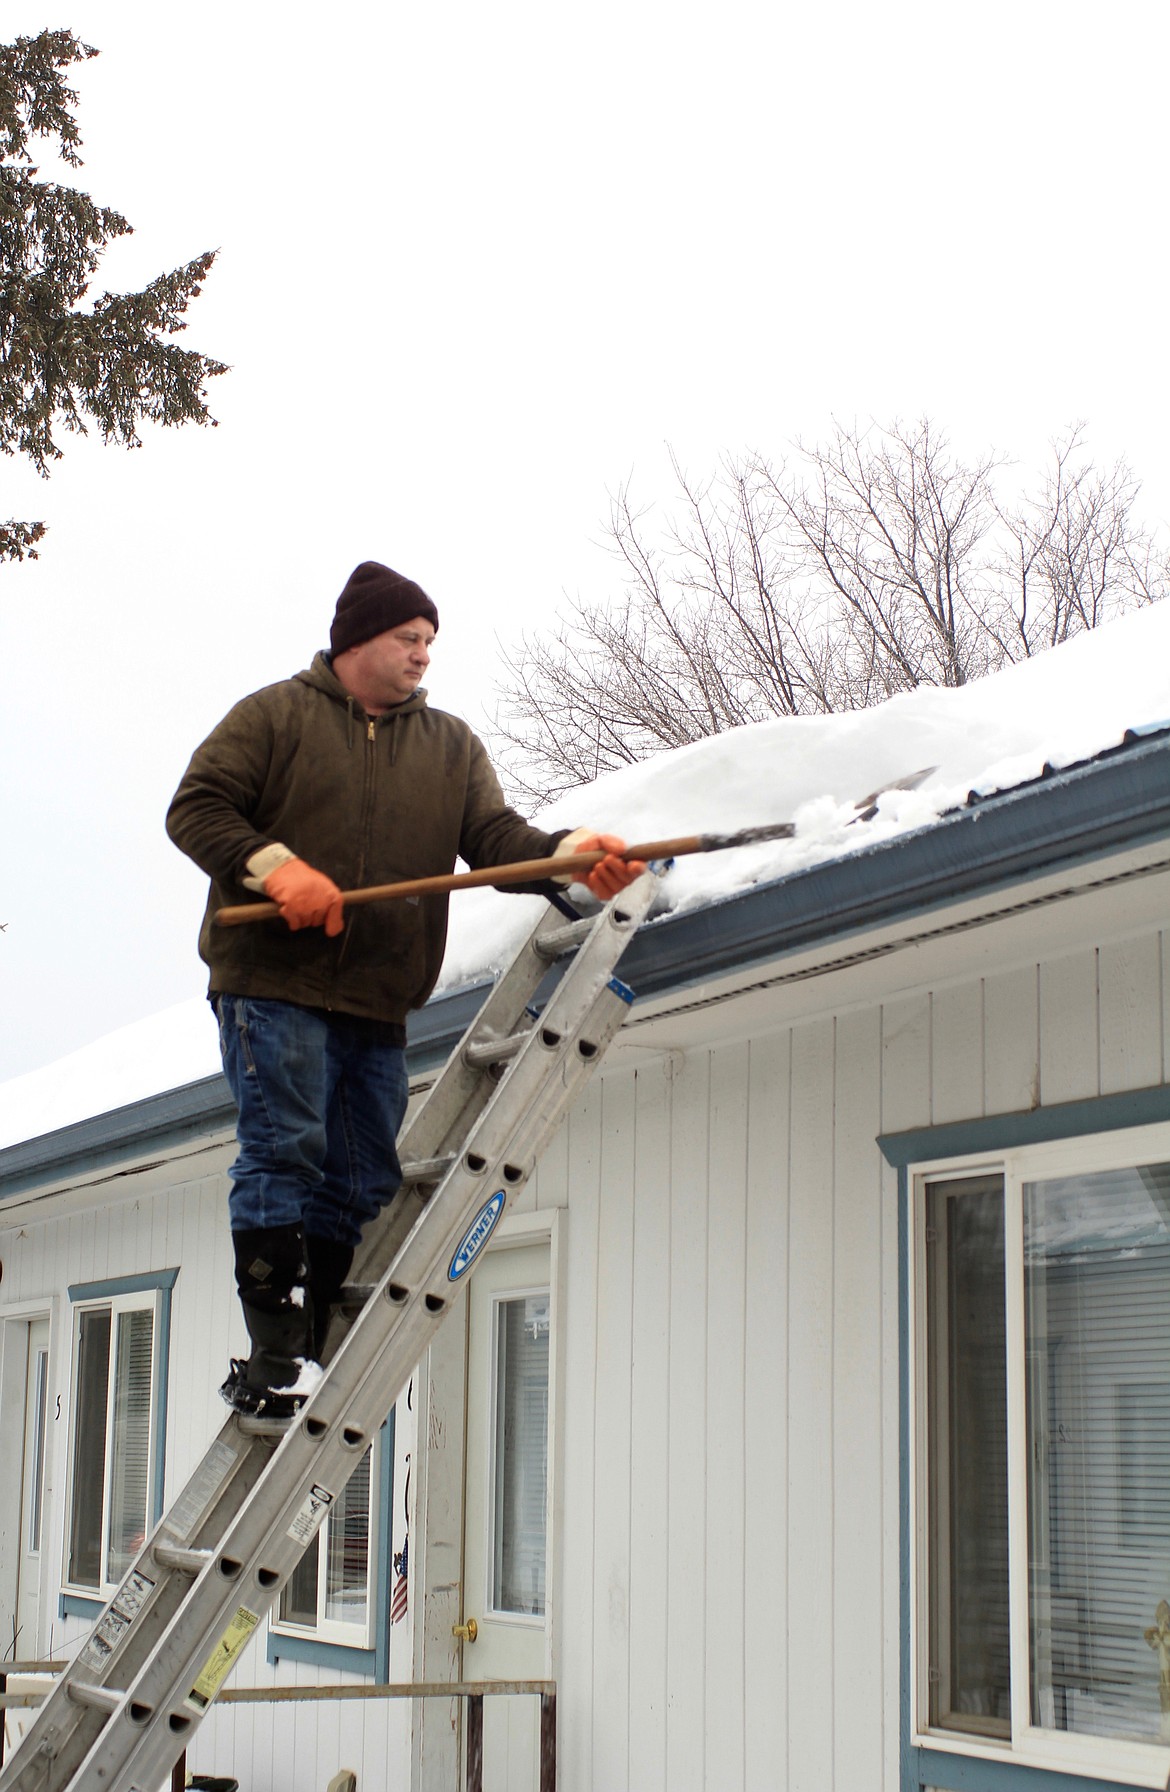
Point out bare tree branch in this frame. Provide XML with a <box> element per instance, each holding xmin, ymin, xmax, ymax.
<box><xmin>489</xmin><ymin>418</ymin><xmax>1169</xmax><ymax>805</ymax></box>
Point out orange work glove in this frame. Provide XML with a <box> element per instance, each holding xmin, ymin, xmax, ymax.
<box><xmin>263</xmin><ymin>858</ymin><xmax>346</xmax><ymax>936</ymax></box>
<box><xmin>553</xmin><ymin>830</ymin><xmax>647</xmax><ymax>901</ymax></box>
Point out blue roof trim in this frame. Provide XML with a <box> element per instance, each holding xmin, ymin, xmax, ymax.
<box><xmin>0</xmin><ymin>1072</ymin><xmax>235</xmax><ymax>1197</ymax></box>
<box><xmin>4</xmin><ymin>732</ymin><xmax>1170</xmax><ymax>1188</ymax></box>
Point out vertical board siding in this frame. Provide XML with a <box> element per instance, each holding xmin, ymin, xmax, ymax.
<box><xmin>704</xmin><ymin>1042</ymin><xmax>749</xmax><ymax>1790</ymax></box>
<box><xmin>664</xmin><ymin>1050</ymin><xmax>710</xmax><ymax>1791</ymax></box>
<box><xmin>831</xmin><ymin>1006</ymin><xmax>886</xmax><ymax>1790</ymax></box>
<box><xmin>743</xmin><ymin>1031</ymin><xmax>791</xmax><ymax>1792</ymax></box>
<box><xmin>558</xmin><ymin>1082</ymin><xmax>604</xmax><ymax>1792</ymax></box>
<box><xmin>879</xmin><ymin>1149</ymin><xmax>903</xmax><ymax>1792</ymax></box>
<box><xmin>1098</xmin><ymin>935</ymin><xmax>1164</xmax><ymax>1095</ymax></box>
<box><xmin>1039</xmin><ymin>948</ymin><xmax>1100</xmax><ymax>1103</ymax></box>
<box><xmin>983</xmin><ymin>964</ymin><xmax>1040</xmax><ymax>1114</ymax></box>
<box><xmin>930</xmin><ymin>982</ymin><xmax>985</xmax><ymax>1125</ymax></box>
<box><xmin>627</xmin><ymin>1062</ymin><xmax>673</xmax><ymax>1792</ymax></box>
<box><xmin>785</xmin><ymin>1018</ymin><xmax>837</xmax><ymax>1792</ymax></box>
<box><xmin>591</xmin><ymin>1074</ymin><xmax>637</xmax><ymax>1789</ymax></box>
<box><xmin>880</xmin><ymin>996</ymin><xmax>932</xmax><ymax>1136</ymax></box>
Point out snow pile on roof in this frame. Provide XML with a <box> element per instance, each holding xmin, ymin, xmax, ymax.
<box><xmin>2</xmin><ymin>602</ymin><xmax>1169</xmax><ymax>1150</ymax></box>
<box><xmin>436</xmin><ymin>600</ymin><xmax>1170</xmax><ymax>990</ymax></box>
<box><xmin>0</xmin><ymin>998</ymin><xmax>221</xmax><ymax>1152</ymax></box>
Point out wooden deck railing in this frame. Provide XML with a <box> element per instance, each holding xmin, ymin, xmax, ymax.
<box><xmin>1</xmin><ymin>1664</ymin><xmax>557</xmax><ymax>1791</ymax></box>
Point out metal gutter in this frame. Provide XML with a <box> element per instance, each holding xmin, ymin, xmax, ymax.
<box><xmin>3</xmin><ymin>731</ymin><xmax>1170</xmax><ymax>1196</ymax></box>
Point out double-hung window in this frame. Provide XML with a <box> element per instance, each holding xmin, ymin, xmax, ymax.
<box><xmin>912</xmin><ymin>1123</ymin><xmax>1170</xmax><ymax>1786</ymax></box>
<box><xmin>64</xmin><ymin>1274</ymin><xmax>174</xmax><ymax>1600</ymax></box>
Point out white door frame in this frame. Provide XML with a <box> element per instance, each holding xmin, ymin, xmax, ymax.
<box><xmin>409</xmin><ymin>1207</ymin><xmax>562</xmax><ymax>1792</ymax></box>
<box><xmin>0</xmin><ymin>1300</ymin><xmax>59</xmax><ymax>1662</ymax></box>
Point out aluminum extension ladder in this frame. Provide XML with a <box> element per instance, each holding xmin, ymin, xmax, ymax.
<box><xmin>1</xmin><ymin>870</ymin><xmax>661</xmax><ymax>1792</ymax></box>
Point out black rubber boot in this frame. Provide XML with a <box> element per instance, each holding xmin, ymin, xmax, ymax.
<box><xmin>306</xmin><ymin>1235</ymin><xmax>356</xmax><ymax>1363</ymax></box>
<box><xmin>221</xmin><ymin>1224</ymin><xmax>316</xmax><ymax>1416</ymax></box>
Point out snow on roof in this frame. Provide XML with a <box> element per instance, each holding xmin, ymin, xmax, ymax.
<box><xmin>3</xmin><ymin>602</ymin><xmax>1169</xmax><ymax>1151</ymax></box>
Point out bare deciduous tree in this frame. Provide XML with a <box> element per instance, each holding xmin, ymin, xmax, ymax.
<box><xmin>491</xmin><ymin>419</ymin><xmax>1167</xmax><ymax>805</ymax></box>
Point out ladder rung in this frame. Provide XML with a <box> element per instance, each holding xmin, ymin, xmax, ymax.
<box><xmin>534</xmin><ymin>916</ymin><xmax>595</xmax><ymax>958</ymax></box>
<box><xmin>398</xmin><ymin>1154</ymin><xmax>456</xmax><ymax>1184</ymax></box>
<box><xmin>339</xmin><ymin>1282</ymin><xmax>377</xmax><ymax>1310</ymax></box>
<box><xmin>463</xmin><ymin>1030</ymin><xmax>530</xmax><ymax>1068</ymax></box>
<box><xmin>235</xmin><ymin>1412</ymin><xmax>292</xmax><ymax>1438</ymax></box>
<box><xmin>152</xmin><ymin>1543</ymin><xmax>215</xmax><ymax>1575</ymax></box>
<box><xmin>66</xmin><ymin>1680</ymin><xmax>122</xmax><ymax>1715</ymax></box>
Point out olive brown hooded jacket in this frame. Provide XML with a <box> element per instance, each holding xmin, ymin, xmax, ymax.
<box><xmin>166</xmin><ymin>653</ymin><xmax>565</xmax><ymax>1025</ymax></box>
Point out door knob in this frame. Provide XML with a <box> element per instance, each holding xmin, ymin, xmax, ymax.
<box><xmin>453</xmin><ymin>1617</ymin><xmax>478</xmax><ymax>1643</ymax></box>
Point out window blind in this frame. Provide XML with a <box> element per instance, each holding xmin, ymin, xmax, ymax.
<box><xmin>1025</xmin><ymin>1162</ymin><xmax>1170</xmax><ymax>1746</ymax></box>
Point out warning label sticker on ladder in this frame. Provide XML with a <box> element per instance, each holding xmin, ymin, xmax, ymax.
<box><xmin>185</xmin><ymin>1605</ymin><xmax>261</xmax><ymax>1713</ymax></box>
<box><xmin>163</xmin><ymin>1438</ymin><xmax>240</xmax><ymax>1540</ymax></box>
<box><xmin>77</xmin><ymin>1569</ymin><xmax>157</xmax><ymax>1671</ymax></box>
<box><xmin>287</xmin><ymin>1482</ymin><xmax>334</xmax><ymax>1546</ymax></box>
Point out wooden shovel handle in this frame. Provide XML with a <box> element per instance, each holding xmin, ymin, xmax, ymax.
<box><xmin>214</xmin><ymin>837</ymin><xmax>700</xmax><ymax>928</ymax></box>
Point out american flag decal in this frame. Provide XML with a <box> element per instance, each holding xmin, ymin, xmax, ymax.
<box><xmin>390</xmin><ymin>1534</ymin><xmax>408</xmax><ymax>1625</ymax></box>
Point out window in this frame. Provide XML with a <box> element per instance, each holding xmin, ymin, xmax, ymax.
<box><xmin>64</xmin><ymin>1274</ymin><xmax>175</xmax><ymax>1599</ymax></box>
<box><xmin>913</xmin><ymin>1127</ymin><xmax>1170</xmax><ymax>1786</ymax></box>
<box><xmin>276</xmin><ymin>1445</ymin><xmax>377</xmax><ymax>1648</ymax></box>
<box><xmin>490</xmin><ymin>1289</ymin><xmax>549</xmax><ymax>1618</ymax></box>
<box><xmin>269</xmin><ymin>1413</ymin><xmax>398</xmax><ymax>1672</ymax></box>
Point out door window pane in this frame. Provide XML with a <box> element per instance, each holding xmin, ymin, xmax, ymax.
<box><xmin>68</xmin><ymin>1308</ymin><xmax>112</xmax><ymax>1587</ymax></box>
<box><xmin>491</xmin><ymin>1292</ymin><xmax>549</xmax><ymax>1616</ymax></box>
<box><xmin>108</xmin><ymin>1309</ymin><xmax>154</xmax><ymax>1581</ymax></box>
<box><xmin>925</xmin><ymin>1174</ymin><xmax>1011</xmax><ymax>1734</ymax></box>
<box><xmin>29</xmin><ymin>1346</ymin><xmax>49</xmax><ymax>1553</ymax></box>
<box><xmin>1025</xmin><ymin>1161</ymin><xmax>1170</xmax><ymax>1745</ymax></box>
<box><xmin>66</xmin><ymin>1300</ymin><xmax>156</xmax><ymax>1592</ymax></box>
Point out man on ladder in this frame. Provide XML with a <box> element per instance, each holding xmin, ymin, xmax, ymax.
<box><xmin>166</xmin><ymin>559</ymin><xmax>645</xmax><ymax>1418</ymax></box>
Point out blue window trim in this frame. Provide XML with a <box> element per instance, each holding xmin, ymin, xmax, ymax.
<box><xmin>60</xmin><ymin>1590</ymin><xmax>104</xmax><ymax>1620</ymax></box>
<box><xmin>267</xmin><ymin>1409</ymin><xmax>395</xmax><ymax>1681</ymax></box>
<box><xmin>59</xmin><ymin>1268</ymin><xmax>178</xmax><ymax>1621</ymax></box>
<box><xmin>881</xmin><ymin>1084</ymin><xmax>1170</xmax><ymax>1792</ymax></box>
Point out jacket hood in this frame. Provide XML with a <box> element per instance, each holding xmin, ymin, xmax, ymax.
<box><xmin>295</xmin><ymin>650</ymin><xmax>430</xmax><ymax>717</ymax></box>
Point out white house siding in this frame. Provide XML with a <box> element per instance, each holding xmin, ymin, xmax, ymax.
<box><xmin>528</xmin><ymin>920</ymin><xmax>1170</xmax><ymax>1792</ymax></box>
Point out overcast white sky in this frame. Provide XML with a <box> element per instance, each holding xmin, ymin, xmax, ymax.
<box><xmin>2</xmin><ymin>0</ymin><xmax>1168</xmax><ymax>1081</ymax></box>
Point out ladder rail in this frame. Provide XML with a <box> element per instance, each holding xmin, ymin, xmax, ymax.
<box><xmin>0</xmin><ymin>874</ymin><xmax>657</xmax><ymax>1792</ymax></box>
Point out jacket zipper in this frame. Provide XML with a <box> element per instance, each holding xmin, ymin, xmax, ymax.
<box><xmin>333</xmin><ymin>717</ymin><xmax>379</xmax><ymax>980</ymax></box>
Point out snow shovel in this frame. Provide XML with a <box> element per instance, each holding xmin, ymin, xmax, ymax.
<box><xmin>215</xmin><ymin>767</ymin><xmax>935</xmax><ymax>928</ymax></box>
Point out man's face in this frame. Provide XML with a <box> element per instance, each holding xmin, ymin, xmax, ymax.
<box><xmin>360</xmin><ymin>619</ymin><xmax>435</xmax><ymax>705</ymax></box>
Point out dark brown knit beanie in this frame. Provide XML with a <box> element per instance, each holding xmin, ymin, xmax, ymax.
<box><xmin>330</xmin><ymin>562</ymin><xmax>440</xmax><ymax>655</ymax></box>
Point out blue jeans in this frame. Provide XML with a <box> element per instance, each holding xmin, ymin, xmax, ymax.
<box><xmin>215</xmin><ymin>996</ymin><xmax>409</xmax><ymax>1249</ymax></box>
